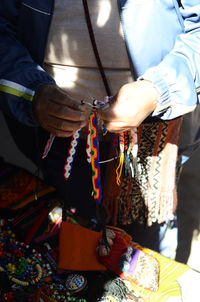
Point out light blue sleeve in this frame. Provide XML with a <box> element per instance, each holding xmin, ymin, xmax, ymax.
<box><xmin>140</xmin><ymin>0</ymin><xmax>200</xmax><ymax>120</ymax></box>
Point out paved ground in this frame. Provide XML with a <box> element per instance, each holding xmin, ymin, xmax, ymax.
<box><xmin>1</xmin><ymin>112</ymin><xmax>200</xmax><ymax>271</ymax></box>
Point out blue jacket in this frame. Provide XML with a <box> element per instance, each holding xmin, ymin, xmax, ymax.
<box><xmin>0</xmin><ymin>0</ymin><xmax>200</xmax><ymax>127</ymax></box>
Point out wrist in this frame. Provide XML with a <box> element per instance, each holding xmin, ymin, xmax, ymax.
<box><xmin>138</xmin><ymin>79</ymin><xmax>159</xmax><ymax>113</ymax></box>
<box><xmin>141</xmin><ymin>80</ymin><xmax>159</xmax><ymax>112</ymax></box>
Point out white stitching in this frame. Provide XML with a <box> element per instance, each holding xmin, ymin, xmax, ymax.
<box><xmin>22</xmin><ymin>3</ymin><xmax>51</xmax><ymax>16</ymax></box>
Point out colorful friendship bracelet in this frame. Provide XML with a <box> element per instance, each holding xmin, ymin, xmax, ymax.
<box><xmin>89</xmin><ymin>109</ymin><xmax>102</xmax><ymax>204</ymax></box>
<box><xmin>64</xmin><ymin>129</ymin><xmax>82</xmax><ymax>180</ymax></box>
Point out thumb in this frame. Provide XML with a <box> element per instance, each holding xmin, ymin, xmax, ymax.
<box><xmin>98</xmin><ymin>95</ymin><xmax>117</xmax><ymax>120</ymax></box>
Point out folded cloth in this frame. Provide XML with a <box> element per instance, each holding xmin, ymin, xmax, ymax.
<box><xmin>58</xmin><ymin>221</ymin><xmax>106</xmax><ymax>271</ymax></box>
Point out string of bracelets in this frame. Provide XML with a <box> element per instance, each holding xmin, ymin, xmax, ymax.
<box><xmin>43</xmin><ymin>95</ymin><xmax>138</xmax><ymax>205</ymax></box>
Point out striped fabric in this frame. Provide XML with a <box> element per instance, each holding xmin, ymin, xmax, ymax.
<box><xmin>0</xmin><ymin>79</ymin><xmax>35</xmax><ymax>101</ymax></box>
<box><xmin>0</xmin><ymin>164</ymin><xmax>55</xmax><ymax>210</ymax></box>
<box><xmin>128</xmin><ymin>243</ymin><xmax>189</xmax><ymax>301</ymax></box>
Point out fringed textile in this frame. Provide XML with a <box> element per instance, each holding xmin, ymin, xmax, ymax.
<box><xmin>105</xmin><ymin>118</ymin><xmax>182</xmax><ymax>227</ymax></box>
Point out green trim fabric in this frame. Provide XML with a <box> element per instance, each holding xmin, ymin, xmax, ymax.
<box><xmin>0</xmin><ymin>79</ymin><xmax>34</xmax><ymax>101</ymax></box>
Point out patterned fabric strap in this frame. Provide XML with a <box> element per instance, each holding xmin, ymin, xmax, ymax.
<box><xmin>89</xmin><ymin>109</ymin><xmax>102</xmax><ymax>204</ymax></box>
<box><xmin>86</xmin><ymin>122</ymin><xmax>92</xmax><ymax>164</ymax></box>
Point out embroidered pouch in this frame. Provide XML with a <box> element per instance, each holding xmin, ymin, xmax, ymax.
<box><xmin>98</xmin><ymin>230</ymin><xmax>159</xmax><ymax>291</ymax></box>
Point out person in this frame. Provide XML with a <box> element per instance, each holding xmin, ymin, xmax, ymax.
<box><xmin>0</xmin><ymin>0</ymin><xmax>200</xmax><ymax>257</ymax></box>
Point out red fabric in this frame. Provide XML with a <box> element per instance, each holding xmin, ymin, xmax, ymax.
<box><xmin>24</xmin><ymin>208</ymin><xmax>49</xmax><ymax>244</ymax></box>
<box><xmin>99</xmin><ymin>232</ymin><xmax>129</xmax><ymax>276</ymax></box>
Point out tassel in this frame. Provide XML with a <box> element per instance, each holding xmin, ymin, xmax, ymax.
<box><xmin>116</xmin><ymin>132</ymin><xmax>124</xmax><ymax>186</ymax></box>
<box><xmin>42</xmin><ymin>133</ymin><xmax>55</xmax><ymax>159</ymax></box>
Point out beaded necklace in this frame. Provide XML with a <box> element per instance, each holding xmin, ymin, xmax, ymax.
<box><xmin>0</xmin><ymin>226</ymin><xmax>89</xmax><ymax>302</ymax></box>
<box><xmin>39</xmin><ymin>272</ymin><xmax>88</xmax><ymax>302</ymax></box>
<box><xmin>0</xmin><ymin>232</ymin><xmax>43</xmax><ymax>287</ymax></box>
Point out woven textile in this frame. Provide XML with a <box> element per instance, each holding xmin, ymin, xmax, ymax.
<box><xmin>128</xmin><ymin>243</ymin><xmax>189</xmax><ymax>302</ymax></box>
<box><xmin>0</xmin><ymin>160</ymin><xmax>55</xmax><ymax>211</ymax></box>
<box><xmin>97</xmin><ymin>227</ymin><xmax>192</xmax><ymax>302</ymax></box>
<box><xmin>104</xmin><ymin>119</ymin><xmax>182</xmax><ymax>226</ymax></box>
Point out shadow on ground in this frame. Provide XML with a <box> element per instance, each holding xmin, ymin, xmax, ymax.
<box><xmin>176</xmin><ymin>149</ymin><xmax>200</xmax><ymax>270</ymax></box>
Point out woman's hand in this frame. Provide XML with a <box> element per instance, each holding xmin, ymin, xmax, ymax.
<box><xmin>33</xmin><ymin>84</ymin><xmax>90</xmax><ymax>137</ymax></box>
<box><xmin>98</xmin><ymin>80</ymin><xmax>158</xmax><ymax>132</ymax></box>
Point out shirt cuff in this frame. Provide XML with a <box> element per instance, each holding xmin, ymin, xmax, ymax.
<box><xmin>138</xmin><ymin>66</ymin><xmax>173</xmax><ymax>119</ymax></box>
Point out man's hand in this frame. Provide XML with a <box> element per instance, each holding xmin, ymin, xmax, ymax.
<box><xmin>33</xmin><ymin>84</ymin><xmax>90</xmax><ymax>137</ymax></box>
<box><xmin>98</xmin><ymin>80</ymin><xmax>158</xmax><ymax>132</ymax></box>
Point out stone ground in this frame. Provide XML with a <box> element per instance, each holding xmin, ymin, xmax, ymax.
<box><xmin>1</xmin><ymin>112</ymin><xmax>200</xmax><ymax>271</ymax></box>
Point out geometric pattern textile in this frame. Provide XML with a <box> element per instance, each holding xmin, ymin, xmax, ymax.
<box><xmin>117</xmin><ymin>118</ymin><xmax>182</xmax><ymax>226</ymax></box>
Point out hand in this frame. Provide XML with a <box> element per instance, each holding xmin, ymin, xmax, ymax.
<box><xmin>33</xmin><ymin>84</ymin><xmax>90</xmax><ymax>137</ymax></box>
<box><xmin>98</xmin><ymin>80</ymin><xmax>158</xmax><ymax>132</ymax></box>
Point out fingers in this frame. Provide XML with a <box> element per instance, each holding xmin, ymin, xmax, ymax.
<box><xmin>103</xmin><ymin>122</ymin><xmax>133</xmax><ymax>133</ymax></box>
<box><xmin>39</xmin><ymin>115</ymin><xmax>87</xmax><ymax>138</ymax></box>
<box><xmin>33</xmin><ymin>84</ymin><xmax>90</xmax><ymax>136</ymax></box>
<box><xmin>46</xmin><ymin>99</ymin><xmax>89</xmax><ymax>122</ymax></box>
<box><xmin>98</xmin><ymin>96</ymin><xmax>116</xmax><ymax>121</ymax></box>
<box><xmin>50</xmin><ymin>86</ymin><xmax>88</xmax><ymax>113</ymax></box>
<box><xmin>98</xmin><ymin>81</ymin><xmax>158</xmax><ymax>132</ymax></box>
<box><xmin>99</xmin><ymin>97</ymin><xmax>135</xmax><ymax>132</ymax></box>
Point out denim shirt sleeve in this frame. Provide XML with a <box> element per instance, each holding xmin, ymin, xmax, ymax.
<box><xmin>139</xmin><ymin>0</ymin><xmax>200</xmax><ymax>120</ymax></box>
